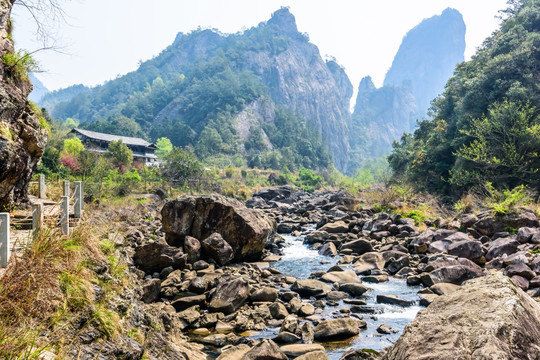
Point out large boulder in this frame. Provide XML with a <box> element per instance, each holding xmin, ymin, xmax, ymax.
<box><xmin>379</xmin><ymin>273</ymin><xmax>540</xmax><ymax>359</ymax></box>
<box><xmin>321</xmin><ymin>270</ymin><xmax>360</xmax><ymax>284</ymax></box>
<box><xmin>340</xmin><ymin>239</ymin><xmax>373</xmax><ymax>255</ymax></box>
<box><xmin>428</xmin><ymin>264</ymin><xmax>484</xmax><ymax>285</ymax></box>
<box><xmin>447</xmin><ymin>240</ymin><xmax>483</xmax><ymax>260</ymax></box>
<box><xmin>313</xmin><ymin>318</ymin><xmax>366</xmax><ymax>340</ymax></box>
<box><xmin>244</xmin><ymin>339</ymin><xmax>287</xmax><ymax>360</ymax></box>
<box><xmin>353</xmin><ymin>252</ymin><xmax>385</xmax><ymax>273</ymax></box>
<box><xmin>162</xmin><ymin>194</ymin><xmax>275</xmax><ymax>261</ymax></box>
<box><xmin>208</xmin><ymin>278</ymin><xmax>250</xmax><ymax>314</ymax></box>
<box><xmin>133</xmin><ymin>242</ymin><xmax>187</xmax><ymax>273</ymax></box>
<box><xmin>485</xmin><ymin>237</ymin><xmax>520</xmax><ymax>261</ymax></box>
<box><xmin>319</xmin><ymin>221</ymin><xmax>349</xmax><ymax>233</ymax></box>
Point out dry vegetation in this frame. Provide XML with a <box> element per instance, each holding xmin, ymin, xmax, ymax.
<box><xmin>0</xmin><ymin>196</ymin><xmax>147</xmax><ymax>359</ymax></box>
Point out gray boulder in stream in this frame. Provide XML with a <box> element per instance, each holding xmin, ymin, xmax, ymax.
<box><xmin>379</xmin><ymin>272</ymin><xmax>540</xmax><ymax>359</ymax></box>
<box><xmin>292</xmin><ymin>279</ymin><xmax>331</xmax><ymax>297</ymax></box>
<box><xmin>161</xmin><ymin>194</ymin><xmax>276</xmax><ymax>261</ymax></box>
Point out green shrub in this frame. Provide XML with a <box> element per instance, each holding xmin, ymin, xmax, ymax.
<box><xmin>484</xmin><ymin>182</ymin><xmax>532</xmax><ymax>215</ymax></box>
<box><xmin>225</xmin><ymin>167</ymin><xmax>235</xmax><ymax>178</ymax></box>
<box><xmin>296</xmin><ymin>168</ymin><xmax>323</xmax><ymax>193</ymax></box>
<box><xmin>403</xmin><ymin>210</ymin><xmax>428</xmax><ymax>226</ymax></box>
<box><xmin>1</xmin><ymin>50</ymin><xmax>38</xmax><ymax>81</ymax></box>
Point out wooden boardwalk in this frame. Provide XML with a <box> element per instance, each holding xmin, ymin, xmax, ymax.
<box><xmin>7</xmin><ymin>194</ymin><xmax>80</xmax><ymax>264</ymax></box>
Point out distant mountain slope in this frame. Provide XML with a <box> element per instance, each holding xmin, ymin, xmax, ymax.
<box><xmin>42</xmin><ymin>8</ymin><xmax>352</xmax><ymax>172</ymax></box>
<box><xmin>28</xmin><ymin>73</ymin><xmax>49</xmax><ymax>103</ymax></box>
<box><xmin>384</xmin><ymin>8</ymin><xmax>466</xmax><ymax>114</ymax></box>
<box><xmin>349</xmin><ymin>8</ymin><xmax>465</xmax><ymax>170</ymax></box>
<box><xmin>389</xmin><ymin>0</ymin><xmax>540</xmax><ymax>194</ymax></box>
<box><xmin>349</xmin><ymin>77</ymin><xmax>417</xmax><ymax>170</ymax></box>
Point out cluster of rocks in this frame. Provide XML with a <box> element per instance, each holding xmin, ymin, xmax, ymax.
<box><xmin>129</xmin><ymin>186</ymin><xmax>540</xmax><ymax>359</ymax></box>
<box><xmin>132</xmin><ymin>192</ymin><xmax>376</xmax><ymax>359</ymax></box>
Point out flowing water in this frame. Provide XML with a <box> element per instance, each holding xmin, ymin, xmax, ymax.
<box><xmin>266</xmin><ymin>225</ymin><xmax>423</xmax><ymax>359</ymax></box>
<box><xmin>200</xmin><ymin>225</ymin><xmax>423</xmax><ymax>359</ymax></box>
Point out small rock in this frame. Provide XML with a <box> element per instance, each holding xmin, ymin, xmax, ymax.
<box><xmin>376</xmin><ymin>294</ymin><xmax>414</xmax><ymax>307</ymax></box>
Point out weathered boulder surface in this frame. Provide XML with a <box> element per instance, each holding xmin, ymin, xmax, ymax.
<box><xmin>244</xmin><ymin>339</ymin><xmax>287</xmax><ymax>360</ymax></box>
<box><xmin>162</xmin><ymin>194</ymin><xmax>276</xmax><ymax>260</ymax></box>
<box><xmin>201</xmin><ymin>232</ymin><xmax>234</xmax><ymax>266</ymax></box>
<box><xmin>291</xmin><ymin>279</ymin><xmax>331</xmax><ymax>297</ymax></box>
<box><xmin>208</xmin><ymin>278</ymin><xmax>249</xmax><ymax>314</ymax></box>
<box><xmin>313</xmin><ymin>318</ymin><xmax>366</xmax><ymax>340</ymax></box>
<box><xmin>379</xmin><ymin>273</ymin><xmax>540</xmax><ymax>359</ymax></box>
<box><xmin>0</xmin><ymin>0</ymin><xmax>47</xmax><ymax>209</ymax></box>
<box><xmin>133</xmin><ymin>242</ymin><xmax>186</xmax><ymax>273</ymax></box>
<box><xmin>321</xmin><ymin>270</ymin><xmax>360</xmax><ymax>284</ymax></box>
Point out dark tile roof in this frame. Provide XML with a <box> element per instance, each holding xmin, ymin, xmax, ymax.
<box><xmin>71</xmin><ymin>128</ymin><xmax>157</xmax><ymax>149</ymax></box>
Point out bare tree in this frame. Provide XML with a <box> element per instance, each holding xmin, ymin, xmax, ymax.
<box><xmin>12</xmin><ymin>0</ymin><xmax>68</xmax><ymax>49</ymax></box>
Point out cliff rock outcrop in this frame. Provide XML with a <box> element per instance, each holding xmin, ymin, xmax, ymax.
<box><xmin>0</xmin><ymin>0</ymin><xmax>47</xmax><ymax>209</ymax></box>
<box><xmin>384</xmin><ymin>8</ymin><xmax>466</xmax><ymax>114</ymax></box>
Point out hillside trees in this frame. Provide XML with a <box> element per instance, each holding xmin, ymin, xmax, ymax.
<box><xmin>449</xmin><ymin>101</ymin><xmax>540</xmax><ymax>188</ymax></box>
<box><xmin>106</xmin><ymin>140</ymin><xmax>133</xmax><ymax>168</ymax></box>
<box><xmin>389</xmin><ymin>0</ymin><xmax>540</xmax><ymax>194</ymax></box>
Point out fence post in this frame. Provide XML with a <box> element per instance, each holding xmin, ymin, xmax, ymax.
<box><xmin>32</xmin><ymin>203</ymin><xmax>43</xmax><ymax>239</ymax></box>
<box><xmin>60</xmin><ymin>196</ymin><xmax>69</xmax><ymax>235</ymax></box>
<box><xmin>63</xmin><ymin>180</ymin><xmax>70</xmax><ymax>197</ymax></box>
<box><xmin>74</xmin><ymin>181</ymin><xmax>83</xmax><ymax>218</ymax></box>
<box><xmin>0</xmin><ymin>213</ymin><xmax>9</xmax><ymax>268</ymax></box>
<box><xmin>39</xmin><ymin>174</ymin><xmax>46</xmax><ymax>199</ymax></box>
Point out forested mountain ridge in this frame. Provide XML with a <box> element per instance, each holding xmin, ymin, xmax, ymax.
<box><xmin>389</xmin><ymin>0</ymin><xmax>540</xmax><ymax>194</ymax></box>
<box><xmin>41</xmin><ymin>8</ymin><xmax>351</xmax><ymax>172</ymax></box>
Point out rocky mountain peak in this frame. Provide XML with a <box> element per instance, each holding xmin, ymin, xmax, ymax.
<box><xmin>384</xmin><ymin>7</ymin><xmax>465</xmax><ymax>114</ymax></box>
<box><xmin>358</xmin><ymin>76</ymin><xmax>376</xmax><ymax>93</ymax></box>
<box><xmin>267</xmin><ymin>7</ymin><xmax>298</xmax><ymax>34</ymax></box>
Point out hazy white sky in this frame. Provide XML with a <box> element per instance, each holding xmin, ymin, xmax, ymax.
<box><xmin>13</xmin><ymin>0</ymin><xmax>509</xmax><ymax>92</ymax></box>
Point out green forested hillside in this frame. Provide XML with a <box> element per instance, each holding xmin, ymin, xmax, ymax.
<box><xmin>389</xmin><ymin>0</ymin><xmax>540</xmax><ymax>194</ymax></box>
<box><xmin>40</xmin><ymin>8</ymin><xmax>346</xmax><ymax>172</ymax></box>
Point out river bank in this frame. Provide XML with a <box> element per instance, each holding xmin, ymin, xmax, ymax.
<box><xmin>23</xmin><ymin>186</ymin><xmax>540</xmax><ymax>359</ymax></box>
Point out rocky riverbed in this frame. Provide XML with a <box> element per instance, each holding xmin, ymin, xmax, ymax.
<box><xmin>126</xmin><ymin>186</ymin><xmax>540</xmax><ymax>359</ymax></box>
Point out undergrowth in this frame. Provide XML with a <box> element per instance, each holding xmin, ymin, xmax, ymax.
<box><xmin>0</xmin><ymin>199</ymin><xmax>136</xmax><ymax>358</ymax></box>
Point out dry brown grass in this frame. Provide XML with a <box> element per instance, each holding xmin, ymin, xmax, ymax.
<box><xmin>0</xmin><ymin>201</ymin><xmax>112</xmax><ymax>358</ymax></box>
<box><xmin>0</xmin><ymin>226</ymin><xmax>69</xmax><ymax>357</ymax></box>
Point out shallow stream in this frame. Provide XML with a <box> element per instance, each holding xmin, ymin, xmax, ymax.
<box><xmin>200</xmin><ymin>225</ymin><xmax>423</xmax><ymax>359</ymax></box>
<box><xmin>263</xmin><ymin>225</ymin><xmax>423</xmax><ymax>359</ymax></box>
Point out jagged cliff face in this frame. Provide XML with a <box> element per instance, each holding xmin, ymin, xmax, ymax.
<box><xmin>348</xmin><ymin>8</ymin><xmax>465</xmax><ymax>170</ymax></box>
<box><xmin>349</xmin><ymin>77</ymin><xmax>417</xmax><ymax>169</ymax></box>
<box><xmin>353</xmin><ymin>77</ymin><xmax>417</xmax><ymax>137</ymax></box>
<box><xmin>0</xmin><ymin>0</ymin><xmax>47</xmax><ymax>209</ymax></box>
<box><xmin>384</xmin><ymin>8</ymin><xmax>466</xmax><ymax>114</ymax></box>
<box><xmin>155</xmin><ymin>9</ymin><xmax>353</xmax><ymax>170</ymax></box>
<box><xmin>240</xmin><ymin>9</ymin><xmax>352</xmax><ymax>171</ymax></box>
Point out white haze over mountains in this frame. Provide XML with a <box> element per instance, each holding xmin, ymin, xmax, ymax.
<box><xmin>14</xmin><ymin>0</ymin><xmax>507</xmax><ymax>96</ymax></box>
